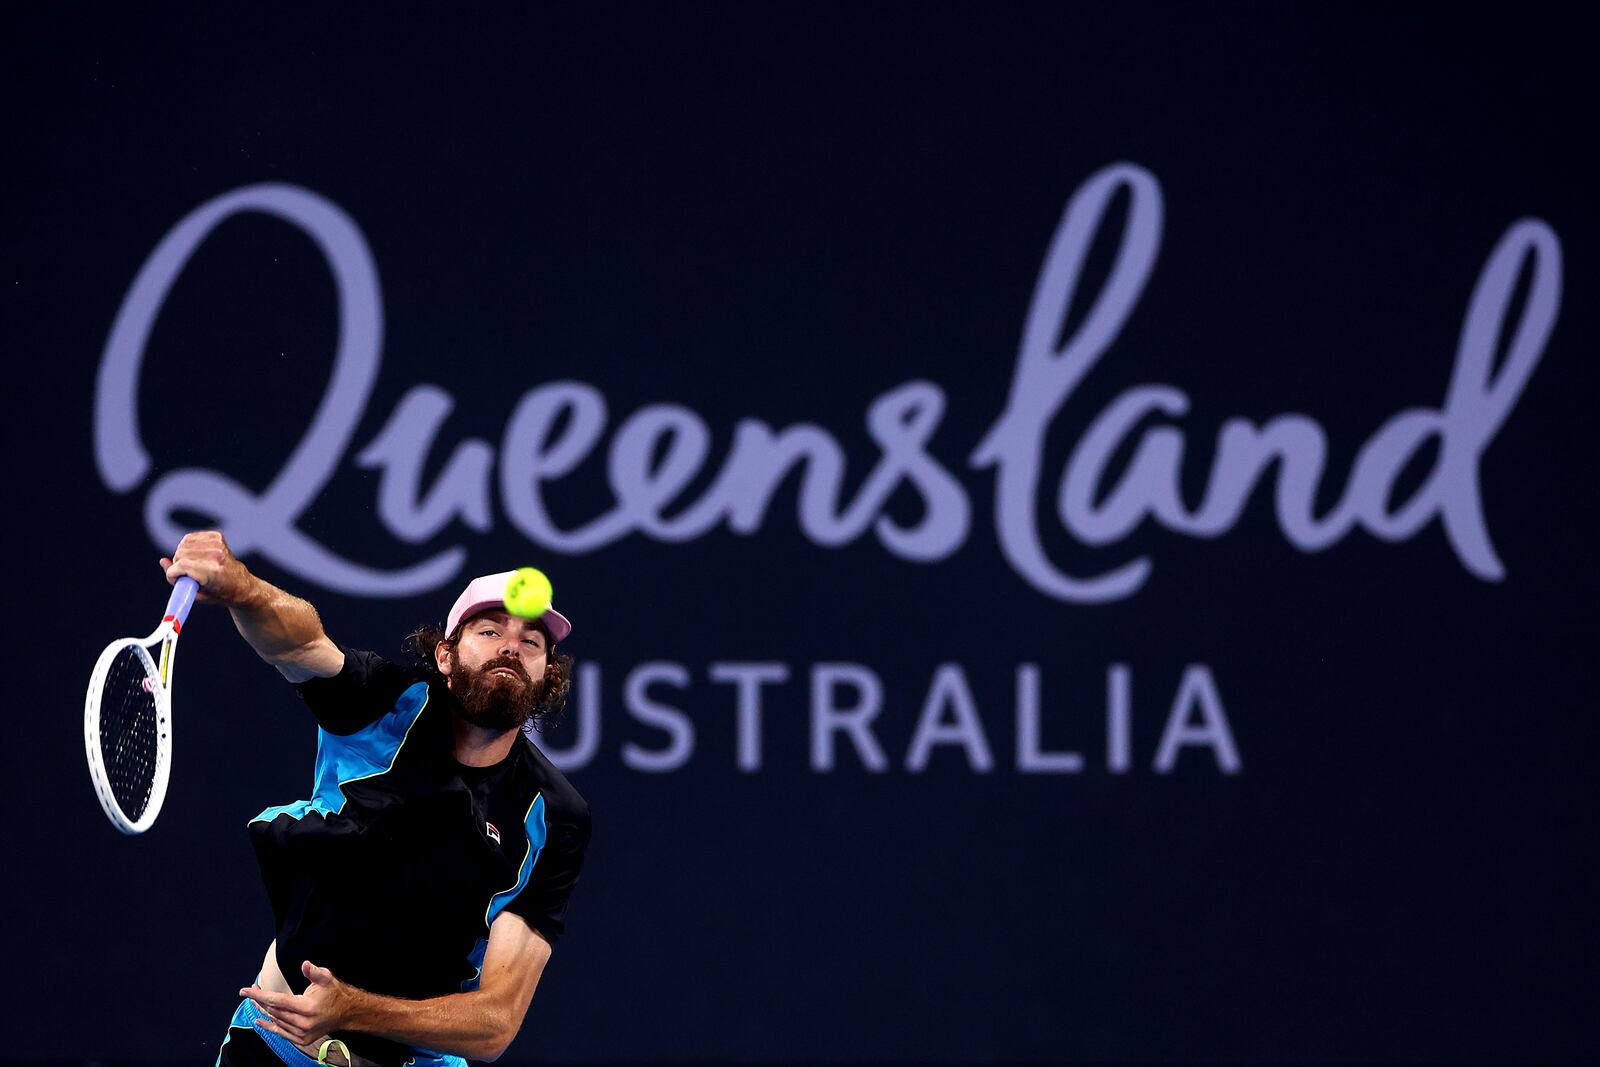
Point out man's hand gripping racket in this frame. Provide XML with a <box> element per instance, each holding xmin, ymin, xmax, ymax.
<box><xmin>84</xmin><ymin>573</ymin><xmax>200</xmax><ymax>834</ymax></box>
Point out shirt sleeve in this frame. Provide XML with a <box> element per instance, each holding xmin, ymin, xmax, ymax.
<box><xmin>292</xmin><ymin>646</ymin><xmax>422</xmax><ymax>736</ymax></box>
<box><xmin>508</xmin><ymin>801</ymin><xmax>591</xmax><ymax>942</ymax></box>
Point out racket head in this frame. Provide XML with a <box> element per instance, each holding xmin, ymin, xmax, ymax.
<box><xmin>84</xmin><ymin>631</ymin><xmax>175</xmax><ymax>834</ymax></box>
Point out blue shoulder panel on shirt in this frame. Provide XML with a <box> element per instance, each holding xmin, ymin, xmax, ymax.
<box><xmin>251</xmin><ymin>681</ymin><xmax>431</xmax><ymax>824</ymax></box>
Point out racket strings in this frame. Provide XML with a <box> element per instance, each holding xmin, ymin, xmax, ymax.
<box><xmin>99</xmin><ymin>646</ymin><xmax>162</xmax><ymax>821</ymax></box>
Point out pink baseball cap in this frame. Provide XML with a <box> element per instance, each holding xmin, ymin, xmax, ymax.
<box><xmin>446</xmin><ymin>570</ymin><xmax>573</xmax><ymax>643</ymax></box>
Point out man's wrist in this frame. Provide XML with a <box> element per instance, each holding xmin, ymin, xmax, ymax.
<box><xmin>338</xmin><ymin>982</ymin><xmax>376</xmax><ymax>1031</ymax></box>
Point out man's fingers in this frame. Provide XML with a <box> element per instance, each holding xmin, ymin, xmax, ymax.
<box><xmin>161</xmin><ymin>531</ymin><xmax>243</xmax><ymax>602</ymax></box>
<box><xmin>163</xmin><ymin>556</ymin><xmax>201</xmax><ymax>588</ymax></box>
<box><xmin>239</xmin><ymin>985</ymin><xmax>308</xmax><ymax>1017</ymax></box>
<box><xmin>303</xmin><ymin>959</ymin><xmax>334</xmax><ymax>985</ymax></box>
<box><xmin>282</xmin><ymin>1022</ymin><xmax>315</xmax><ymax>1043</ymax></box>
<box><xmin>271</xmin><ymin>1003</ymin><xmax>315</xmax><ymax>1027</ymax></box>
<box><xmin>254</xmin><ymin>1016</ymin><xmax>314</xmax><ymax>1044</ymax></box>
<box><xmin>241</xmin><ymin>985</ymin><xmax>287</xmax><ymax>1008</ymax></box>
<box><xmin>250</xmin><ymin>1001</ymin><xmax>315</xmax><ymax>1033</ymax></box>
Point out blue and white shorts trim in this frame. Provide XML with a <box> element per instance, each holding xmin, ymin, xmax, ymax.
<box><xmin>217</xmin><ymin>997</ymin><xmax>466</xmax><ymax>1067</ymax></box>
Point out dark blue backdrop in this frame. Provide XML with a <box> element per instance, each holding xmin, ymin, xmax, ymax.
<box><xmin>4</xmin><ymin>6</ymin><xmax>1596</xmax><ymax>1064</ymax></box>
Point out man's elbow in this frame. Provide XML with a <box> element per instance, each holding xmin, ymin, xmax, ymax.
<box><xmin>467</xmin><ymin>1011</ymin><xmax>524</xmax><ymax>1062</ymax></box>
<box><xmin>449</xmin><ymin>1037</ymin><xmax>505</xmax><ymax>1062</ymax></box>
<box><xmin>270</xmin><ymin>637</ymin><xmax>344</xmax><ymax>682</ymax></box>
<box><xmin>473</xmin><ymin>1028</ymin><xmax>518</xmax><ymax>1063</ymax></box>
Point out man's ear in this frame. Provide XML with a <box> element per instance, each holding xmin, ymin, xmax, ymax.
<box><xmin>435</xmin><ymin>640</ymin><xmax>454</xmax><ymax>677</ymax></box>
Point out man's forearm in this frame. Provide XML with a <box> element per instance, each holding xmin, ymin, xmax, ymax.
<box><xmin>344</xmin><ymin>986</ymin><xmax>518</xmax><ymax>1061</ymax></box>
<box><xmin>331</xmin><ymin>920</ymin><xmax>546</xmax><ymax>1061</ymax></box>
<box><xmin>225</xmin><ymin>577</ymin><xmax>334</xmax><ymax>675</ymax></box>
<box><xmin>164</xmin><ymin>531</ymin><xmax>341</xmax><ymax>680</ymax></box>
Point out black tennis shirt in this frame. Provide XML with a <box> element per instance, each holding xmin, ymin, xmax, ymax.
<box><xmin>247</xmin><ymin>647</ymin><xmax>589</xmax><ymax>1061</ymax></box>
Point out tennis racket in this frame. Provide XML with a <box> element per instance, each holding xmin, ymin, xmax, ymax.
<box><xmin>84</xmin><ymin>575</ymin><xmax>200</xmax><ymax>834</ymax></box>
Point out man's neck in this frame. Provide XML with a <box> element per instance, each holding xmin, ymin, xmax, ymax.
<box><xmin>451</xmin><ymin>715</ymin><xmax>519</xmax><ymax>767</ymax></box>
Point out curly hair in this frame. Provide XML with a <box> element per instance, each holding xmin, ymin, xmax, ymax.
<box><xmin>403</xmin><ymin>621</ymin><xmax>574</xmax><ymax>733</ymax></box>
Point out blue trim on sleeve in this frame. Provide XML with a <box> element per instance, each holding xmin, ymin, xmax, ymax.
<box><xmin>460</xmin><ymin>792</ymin><xmax>547</xmax><ymax>991</ymax></box>
<box><xmin>250</xmin><ymin>682</ymin><xmax>431</xmax><ymax>824</ymax></box>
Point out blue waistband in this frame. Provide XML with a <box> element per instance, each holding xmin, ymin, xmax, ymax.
<box><xmin>221</xmin><ymin>998</ymin><xmax>321</xmax><ymax>1065</ymax></box>
<box><xmin>219</xmin><ymin>996</ymin><xmax>467</xmax><ymax>1067</ymax></box>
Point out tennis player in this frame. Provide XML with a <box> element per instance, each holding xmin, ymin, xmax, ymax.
<box><xmin>164</xmin><ymin>532</ymin><xmax>590</xmax><ymax>1067</ymax></box>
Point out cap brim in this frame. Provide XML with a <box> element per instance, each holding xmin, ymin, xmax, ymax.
<box><xmin>453</xmin><ymin>599</ymin><xmax>571</xmax><ymax>643</ymax></box>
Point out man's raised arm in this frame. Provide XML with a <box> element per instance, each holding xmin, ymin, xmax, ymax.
<box><xmin>161</xmin><ymin>530</ymin><xmax>344</xmax><ymax>682</ymax></box>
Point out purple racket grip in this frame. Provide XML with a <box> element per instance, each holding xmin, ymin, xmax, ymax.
<box><xmin>164</xmin><ymin>575</ymin><xmax>200</xmax><ymax>631</ymax></box>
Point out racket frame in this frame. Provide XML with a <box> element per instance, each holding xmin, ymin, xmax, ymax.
<box><xmin>84</xmin><ymin>576</ymin><xmax>199</xmax><ymax>834</ymax></box>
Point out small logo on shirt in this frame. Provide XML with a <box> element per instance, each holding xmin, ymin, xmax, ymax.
<box><xmin>486</xmin><ymin>821</ymin><xmax>501</xmax><ymax>846</ymax></box>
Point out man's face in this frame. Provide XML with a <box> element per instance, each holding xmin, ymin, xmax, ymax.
<box><xmin>437</xmin><ymin>610</ymin><xmax>549</xmax><ymax>730</ymax></box>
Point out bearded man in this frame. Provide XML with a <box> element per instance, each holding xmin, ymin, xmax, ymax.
<box><xmin>163</xmin><ymin>531</ymin><xmax>590</xmax><ymax>1067</ymax></box>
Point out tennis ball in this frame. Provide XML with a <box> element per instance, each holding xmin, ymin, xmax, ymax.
<box><xmin>504</xmin><ymin>567</ymin><xmax>553</xmax><ymax>619</ymax></box>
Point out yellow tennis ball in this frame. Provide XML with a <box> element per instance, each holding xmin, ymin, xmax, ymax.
<box><xmin>504</xmin><ymin>567</ymin><xmax>553</xmax><ymax>619</ymax></box>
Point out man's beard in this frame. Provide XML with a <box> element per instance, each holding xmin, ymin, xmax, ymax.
<box><xmin>450</xmin><ymin>656</ymin><xmax>545</xmax><ymax>731</ymax></box>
